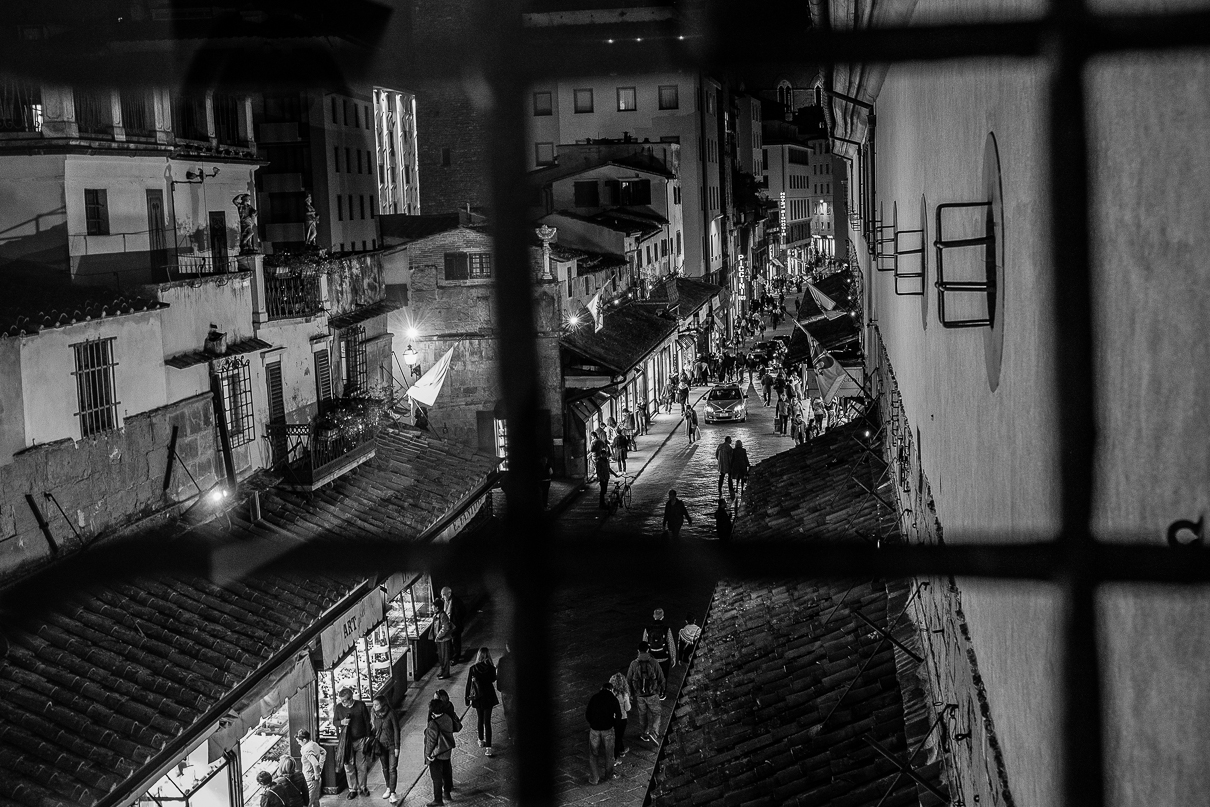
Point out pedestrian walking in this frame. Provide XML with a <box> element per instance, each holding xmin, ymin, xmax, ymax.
<box><xmin>609</xmin><ymin>671</ymin><xmax>632</xmax><ymax>759</ymax></box>
<box><xmin>295</xmin><ymin>730</ymin><xmax>326</xmax><ymax>807</ymax></box>
<box><xmin>594</xmin><ymin>443</ymin><xmax>616</xmax><ymax>509</ymax></box>
<box><xmin>661</xmin><ymin>489</ymin><xmax>692</xmax><ymax>541</ymax></box>
<box><xmin>623</xmin><ymin>407</ymin><xmax>637</xmax><ymax>449</ymax></box>
<box><xmin>729</xmin><ymin>440</ymin><xmax>750</xmax><ymax>497</ymax></box>
<box><xmin>423</xmin><ymin>699</ymin><xmax>456</xmax><ymax>806</ymax></box>
<box><xmin>678</xmin><ymin>614</ymin><xmax>702</xmax><ymax>662</ymax></box>
<box><xmin>626</xmin><ymin>642</ymin><xmax>666</xmax><ymax>742</ymax></box>
<box><xmin>464</xmin><ymin>647</ymin><xmax>500</xmax><ymax>756</ymax></box>
<box><xmin>683</xmin><ymin>404</ymin><xmax>700</xmax><ymax>443</ymax></box>
<box><xmin>585</xmin><ymin>681</ymin><xmax>621</xmax><ymax>784</ymax></box>
<box><xmin>775</xmin><ymin>396</ymin><xmax>789</xmax><ymax>435</ymax></box>
<box><xmin>791</xmin><ymin>412</ymin><xmax>807</xmax><ymax>444</ymax></box>
<box><xmin>714</xmin><ymin>497</ymin><xmax>733</xmax><ymax>541</ymax></box>
<box><xmin>273</xmin><ymin>757</ymin><xmax>309</xmax><ymax>807</ymax></box>
<box><xmin>637</xmin><ymin>400</ymin><xmax>649</xmax><ymax>435</ymax></box>
<box><xmin>662</xmin><ymin>378</ymin><xmax>675</xmax><ymax>413</ymax></box>
<box><xmin>677</xmin><ymin>378</ymin><xmax>690</xmax><ymax>410</ymax></box>
<box><xmin>334</xmin><ymin>687</ymin><xmax>372</xmax><ymax>798</ymax></box>
<box><xmin>643</xmin><ymin>608</ymin><xmax>679</xmax><ymax>682</ymax></box>
<box><xmin>715</xmin><ymin>436</ymin><xmax>734</xmax><ymax>497</ymax></box>
<box><xmin>440</xmin><ymin>586</ymin><xmax>466</xmax><ymax>663</ymax></box>
<box><xmin>496</xmin><ymin>642</ymin><xmax>516</xmax><ymax>741</ymax></box>
<box><xmin>612</xmin><ymin>427</ymin><xmax>629</xmax><ymax>472</ymax></box>
<box><xmin>538</xmin><ymin>455</ymin><xmax>553</xmax><ymax>509</ymax></box>
<box><xmin>370</xmin><ymin>696</ymin><xmax>401</xmax><ymax>803</ymax></box>
<box><xmin>812</xmin><ymin>397</ymin><xmax>827</xmax><ymax>434</ymax></box>
<box><xmin>433</xmin><ymin>601</ymin><xmax>454</xmax><ymax>679</ymax></box>
<box><xmin>761</xmin><ymin>371</ymin><xmax>774</xmax><ymax>406</ymax></box>
<box><xmin>435</xmin><ymin>689</ymin><xmax>464</xmax><ymax>732</ymax></box>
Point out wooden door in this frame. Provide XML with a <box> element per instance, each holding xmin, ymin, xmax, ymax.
<box><xmin>146</xmin><ymin>189</ymin><xmax>168</xmax><ymax>280</ymax></box>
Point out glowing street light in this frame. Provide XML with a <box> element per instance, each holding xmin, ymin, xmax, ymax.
<box><xmin>406</xmin><ymin>326</ymin><xmax>419</xmax><ymax>340</ymax></box>
<box><xmin>402</xmin><ymin>345</ymin><xmax>422</xmax><ymax>378</ymax></box>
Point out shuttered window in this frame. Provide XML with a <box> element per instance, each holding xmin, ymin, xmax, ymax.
<box><xmin>314</xmin><ymin>349</ymin><xmax>332</xmax><ymax>404</ymax></box>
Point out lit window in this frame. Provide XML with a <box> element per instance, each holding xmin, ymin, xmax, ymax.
<box><xmin>617</xmin><ymin>87</ymin><xmax>637</xmax><ymax>112</ymax></box>
<box><xmin>658</xmin><ymin>85</ymin><xmax>679</xmax><ymax>110</ymax></box>
<box><xmin>214</xmin><ymin>357</ymin><xmax>254</xmax><ymax>446</ymax></box>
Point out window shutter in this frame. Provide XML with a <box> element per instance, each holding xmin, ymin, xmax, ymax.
<box><xmin>444</xmin><ymin>252</ymin><xmax>469</xmax><ymax>281</ymax></box>
<box><xmin>636</xmin><ymin>180</ymin><xmax>651</xmax><ymax>205</ymax></box>
<box><xmin>476</xmin><ymin>411</ymin><xmax>496</xmax><ymax>455</ymax></box>
<box><xmin>314</xmin><ymin>349</ymin><xmax>332</xmax><ymax>403</ymax></box>
<box><xmin>604</xmin><ymin>180</ymin><xmax>620</xmax><ymax>206</ymax></box>
<box><xmin>266</xmin><ymin>364</ymin><xmax>285</xmax><ymax>422</ymax></box>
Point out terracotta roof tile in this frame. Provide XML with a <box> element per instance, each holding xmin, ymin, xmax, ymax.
<box><xmin>0</xmin><ymin>425</ymin><xmax>496</xmax><ymax>807</ymax></box>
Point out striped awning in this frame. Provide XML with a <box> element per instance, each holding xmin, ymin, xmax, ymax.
<box><xmin>567</xmin><ymin>384</ymin><xmax>618</xmax><ymax>422</ymax></box>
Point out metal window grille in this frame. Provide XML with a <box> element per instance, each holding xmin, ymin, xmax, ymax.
<box><xmin>214</xmin><ymin>357</ymin><xmax>254</xmax><ymax>447</ymax></box>
<box><xmin>73</xmin><ymin>88</ymin><xmax>112</xmax><ymax>136</ymax></box>
<box><xmin>468</xmin><ymin>252</ymin><xmax>492</xmax><ymax>278</ymax></box>
<box><xmin>340</xmin><ymin>326</ymin><xmax>367</xmax><ymax>394</ymax></box>
<box><xmin>72</xmin><ymin>337</ymin><xmax>119</xmax><ymax>438</ymax></box>
<box><xmin>118</xmin><ymin>89</ymin><xmax>154</xmax><ymax>137</ymax></box>
<box><xmin>0</xmin><ymin>77</ymin><xmax>42</xmax><ymax>132</ymax></box>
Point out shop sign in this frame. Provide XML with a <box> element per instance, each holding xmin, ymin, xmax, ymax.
<box><xmin>321</xmin><ymin>589</ymin><xmax>385</xmax><ymax>666</ymax></box>
<box><xmin>383</xmin><ymin>571</ymin><xmax>422</xmax><ymax>602</ymax></box>
<box><xmin>779</xmin><ymin>192</ymin><xmax>787</xmax><ymax>249</ymax></box>
<box><xmin>432</xmin><ymin>493</ymin><xmax>488</xmax><ymax>544</ymax></box>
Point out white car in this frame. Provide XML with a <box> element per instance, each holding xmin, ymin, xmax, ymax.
<box><xmin>704</xmin><ymin>384</ymin><xmax>747</xmax><ymax>423</ymax></box>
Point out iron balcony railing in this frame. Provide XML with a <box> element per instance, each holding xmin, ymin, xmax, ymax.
<box><xmin>175</xmin><ymin>253</ymin><xmax>237</xmax><ymax>277</ymax></box>
<box><xmin>264</xmin><ymin>410</ymin><xmax>378</xmax><ymax>492</ymax></box>
<box><xmin>264</xmin><ymin>268</ymin><xmax>323</xmax><ymax>320</ymax></box>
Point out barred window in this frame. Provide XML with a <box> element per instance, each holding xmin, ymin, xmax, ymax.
<box><xmin>340</xmin><ymin>326</ymin><xmax>367</xmax><ymax>394</ymax></box>
<box><xmin>72</xmin><ymin>338</ymin><xmax>119</xmax><ymax>438</ymax></box>
<box><xmin>469</xmin><ymin>252</ymin><xmax>492</xmax><ymax>278</ymax></box>
<box><xmin>84</xmin><ymin>189</ymin><xmax>109</xmax><ymax>235</ymax></box>
<box><xmin>214</xmin><ymin>357</ymin><xmax>254</xmax><ymax>447</ymax></box>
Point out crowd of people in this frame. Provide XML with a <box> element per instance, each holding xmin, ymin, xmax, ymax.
<box><xmin>584</xmin><ymin>608</ymin><xmax>704</xmax><ymax>785</ymax></box>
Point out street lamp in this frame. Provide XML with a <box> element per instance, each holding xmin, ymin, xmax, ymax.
<box><xmin>402</xmin><ymin>345</ymin><xmax>422</xmax><ymax>378</ymax></box>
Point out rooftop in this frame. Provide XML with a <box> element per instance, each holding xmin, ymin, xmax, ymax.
<box><xmin>561</xmin><ymin>302</ymin><xmax>677</xmax><ymax>375</ymax></box>
<box><xmin>378</xmin><ymin>211</ymin><xmax>489</xmax><ymax>246</ymax></box>
<box><xmin>0</xmin><ymin>424</ymin><xmax>498</xmax><ymax>807</ymax></box>
<box><xmin>0</xmin><ymin>271</ymin><xmax>168</xmax><ymax>338</ymax></box>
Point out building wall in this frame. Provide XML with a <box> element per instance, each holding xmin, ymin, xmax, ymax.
<box><xmin>868</xmin><ymin>3</ymin><xmax>1210</xmax><ymax>805</ymax></box>
<box><xmin>373</xmin><ymin>87</ymin><xmax>421</xmax><ymax>216</ymax></box>
<box><xmin>0</xmin><ymin>391</ymin><xmax>220</xmax><ymax>580</ymax></box>
<box><xmin>526</xmin><ymin>71</ymin><xmax>710</xmax><ymax>277</ymax></box>
<box><xmin>0</xmin><ymin>154</ymin><xmax>70</xmax><ymax>274</ymax></box>
<box><xmin>19</xmin><ymin>310</ymin><xmax>168</xmax><ymax>448</ymax></box>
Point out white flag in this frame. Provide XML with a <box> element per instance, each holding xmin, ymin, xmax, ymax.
<box><xmin>807</xmin><ymin>282</ymin><xmax>847</xmax><ymax>320</ymax></box>
<box><xmin>587</xmin><ymin>292</ymin><xmax>604</xmax><ymax>332</ymax></box>
<box><xmin>793</xmin><ymin>320</ymin><xmax>847</xmax><ymax>404</ymax></box>
<box><xmin>406</xmin><ymin>345</ymin><xmax>456</xmax><ymax>407</ymax></box>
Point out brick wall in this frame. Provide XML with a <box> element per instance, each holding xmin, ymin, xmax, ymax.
<box><xmin>0</xmin><ymin>392</ymin><xmax>220</xmax><ymax>581</ymax></box>
<box><xmin>869</xmin><ymin>325</ymin><xmax>1018</xmax><ymax>807</ymax></box>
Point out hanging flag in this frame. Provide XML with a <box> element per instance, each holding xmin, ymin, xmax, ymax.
<box><xmin>807</xmin><ymin>281</ymin><xmax>847</xmax><ymax>320</ymax></box>
<box><xmin>794</xmin><ymin>319</ymin><xmax>847</xmax><ymax>404</ymax></box>
<box><xmin>406</xmin><ymin>345</ymin><xmax>456</xmax><ymax>408</ymax></box>
<box><xmin>587</xmin><ymin>291</ymin><xmax>604</xmax><ymax>332</ymax></box>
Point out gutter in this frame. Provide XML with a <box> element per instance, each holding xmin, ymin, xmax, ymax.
<box><xmin>98</xmin><ymin>579</ymin><xmax>373</xmax><ymax>807</ymax></box>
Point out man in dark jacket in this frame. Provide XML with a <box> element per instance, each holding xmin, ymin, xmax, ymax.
<box><xmin>729</xmin><ymin>440</ymin><xmax>751</xmax><ymax>497</ymax></box>
<box><xmin>334</xmin><ymin>687</ymin><xmax>371</xmax><ymax>798</ymax></box>
<box><xmin>760</xmin><ymin>371</ymin><xmax>774</xmax><ymax>405</ymax></box>
<box><xmin>496</xmin><ymin>643</ymin><xmax>516</xmax><ymax>740</ymax></box>
<box><xmin>642</xmin><ymin>608</ymin><xmax>678</xmax><ymax>683</ymax></box>
<box><xmin>440</xmin><ymin>586</ymin><xmax>466</xmax><ymax>663</ymax></box>
<box><xmin>423</xmin><ymin>699</ymin><xmax>456</xmax><ymax>806</ymax></box>
<box><xmin>661</xmin><ymin>489</ymin><xmax>692</xmax><ymax>540</ymax></box>
<box><xmin>594</xmin><ymin>444</ymin><xmax>615</xmax><ymax>509</ymax></box>
<box><xmin>585</xmin><ymin>681</ymin><xmax>622</xmax><ymax>784</ymax></box>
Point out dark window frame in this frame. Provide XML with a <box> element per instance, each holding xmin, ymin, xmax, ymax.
<box><xmin>658</xmin><ymin>84</ymin><xmax>679</xmax><ymax>110</ymax></box>
<box><xmin>84</xmin><ymin>188</ymin><xmax>109</xmax><ymax>236</ymax></box>
<box><xmin>533</xmin><ymin>91</ymin><xmax>553</xmax><ymax>116</ymax></box>
<box><xmin>573</xmin><ymin>88</ymin><xmax>593</xmax><ymax>114</ymax></box>
<box><xmin>72</xmin><ymin>337</ymin><xmax>120</xmax><ymax>438</ymax></box>
<box><xmin>617</xmin><ymin>86</ymin><xmax>637</xmax><ymax>112</ymax></box>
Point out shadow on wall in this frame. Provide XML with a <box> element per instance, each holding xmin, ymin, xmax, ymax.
<box><xmin>0</xmin><ymin>209</ymin><xmax>69</xmax><ymax>274</ymax></box>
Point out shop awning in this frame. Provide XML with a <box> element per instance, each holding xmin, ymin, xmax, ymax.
<box><xmin>567</xmin><ymin>384</ymin><xmax>619</xmax><ymax>422</ymax></box>
<box><xmin>769</xmin><ymin>257</ymin><xmax>785</xmax><ymax>269</ymax></box>
<box><xmin>207</xmin><ymin>651</ymin><xmax>316</xmax><ymax>760</ymax></box>
<box><xmin>677</xmin><ymin>335</ymin><xmax>697</xmax><ymax>354</ymax></box>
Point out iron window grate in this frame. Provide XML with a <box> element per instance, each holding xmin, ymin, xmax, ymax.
<box><xmin>214</xmin><ymin>357</ymin><xmax>254</xmax><ymax>448</ymax></box>
<box><xmin>340</xmin><ymin>325</ymin><xmax>368</xmax><ymax>394</ymax></box>
<box><xmin>72</xmin><ymin>337</ymin><xmax>119</xmax><ymax>438</ymax></box>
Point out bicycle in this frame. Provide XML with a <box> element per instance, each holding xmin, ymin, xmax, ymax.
<box><xmin>605</xmin><ymin>474</ymin><xmax>635</xmax><ymax>515</ymax></box>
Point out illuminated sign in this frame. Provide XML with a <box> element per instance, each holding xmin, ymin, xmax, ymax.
<box><xmin>779</xmin><ymin>192</ymin><xmax>787</xmax><ymax>250</ymax></box>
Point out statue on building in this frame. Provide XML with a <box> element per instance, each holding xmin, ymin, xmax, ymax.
<box><xmin>304</xmin><ymin>193</ymin><xmax>319</xmax><ymax>249</ymax></box>
<box><xmin>232</xmin><ymin>193</ymin><xmax>258</xmax><ymax>254</ymax></box>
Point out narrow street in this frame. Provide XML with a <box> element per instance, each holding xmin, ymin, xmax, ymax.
<box><xmin>369</xmin><ymin>297</ymin><xmax>809</xmax><ymax>807</ymax></box>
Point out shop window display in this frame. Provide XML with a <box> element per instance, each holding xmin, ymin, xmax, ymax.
<box><xmin>136</xmin><ymin>745</ymin><xmax>229</xmax><ymax>807</ymax></box>
<box><xmin>240</xmin><ymin>702</ymin><xmax>290</xmax><ymax>804</ymax></box>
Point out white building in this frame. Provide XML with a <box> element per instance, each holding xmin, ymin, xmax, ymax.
<box><xmin>373</xmin><ymin>86</ymin><xmax>421</xmax><ymax>216</ymax></box>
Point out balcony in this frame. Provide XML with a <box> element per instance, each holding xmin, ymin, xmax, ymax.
<box><xmin>265</xmin><ymin>399</ymin><xmax>382</xmax><ymax>491</ymax></box>
<box><xmin>264</xmin><ymin>263</ymin><xmax>323</xmax><ymax>320</ymax></box>
<box><xmin>176</xmin><ymin>253</ymin><xmax>238</xmax><ymax>277</ymax></box>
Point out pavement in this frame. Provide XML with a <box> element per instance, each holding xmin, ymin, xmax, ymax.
<box><xmin>321</xmin><ymin>297</ymin><xmax>806</xmax><ymax>807</ymax></box>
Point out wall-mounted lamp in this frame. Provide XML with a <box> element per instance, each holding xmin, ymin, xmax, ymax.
<box><xmin>402</xmin><ymin>345</ymin><xmax>422</xmax><ymax>378</ymax></box>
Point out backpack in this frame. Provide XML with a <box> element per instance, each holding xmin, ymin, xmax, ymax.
<box><xmin>647</xmin><ymin>623</ymin><xmax>668</xmax><ymax>654</ymax></box>
<box><xmin>634</xmin><ymin>659</ymin><xmax>659</xmax><ymax>697</ymax></box>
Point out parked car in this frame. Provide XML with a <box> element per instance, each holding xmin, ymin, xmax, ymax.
<box><xmin>704</xmin><ymin>383</ymin><xmax>748</xmax><ymax>423</ymax></box>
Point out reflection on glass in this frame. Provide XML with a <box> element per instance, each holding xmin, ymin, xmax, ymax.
<box><xmin>136</xmin><ymin>745</ymin><xmax>228</xmax><ymax>806</ymax></box>
<box><xmin>239</xmin><ymin>701</ymin><xmax>290</xmax><ymax>805</ymax></box>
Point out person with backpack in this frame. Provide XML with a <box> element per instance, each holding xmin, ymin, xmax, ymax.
<box><xmin>626</xmin><ymin>642</ymin><xmax>666</xmax><ymax>742</ymax></box>
<box><xmin>678</xmin><ymin>614</ymin><xmax>703</xmax><ymax>663</ymax></box>
<box><xmin>296</xmin><ymin>729</ymin><xmax>326</xmax><ymax>807</ymax></box>
<box><xmin>273</xmin><ymin>757</ymin><xmax>309</xmax><ymax>807</ymax></box>
<box><xmin>464</xmin><ymin>647</ymin><xmax>500</xmax><ymax>757</ymax></box>
<box><xmin>370</xmin><ymin>696</ymin><xmax>402</xmax><ymax>803</ymax></box>
<box><xmin>423</xmin><ymin>699</ymin><xmax>457</xmax><ymax>807</ymax></box>
<box><xmin>435</xmin><ymin>689</ymin><xmax>465</xmax><ymax>732</ymax></box>
<box><xmin>642</xmin><ymin>608</ymin><xmax>679</xmax><ymax>684</ymax></box>
<box><xmin>256</xmin><ymin>770</ymin><xmax>288</xmax><ymax>807</ymax></box>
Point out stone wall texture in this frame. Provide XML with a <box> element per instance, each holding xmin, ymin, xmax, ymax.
<box><xmin>0</xmin><ymin>392</ymin><xmax>220</xmax><ymax>580</ymax></box>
